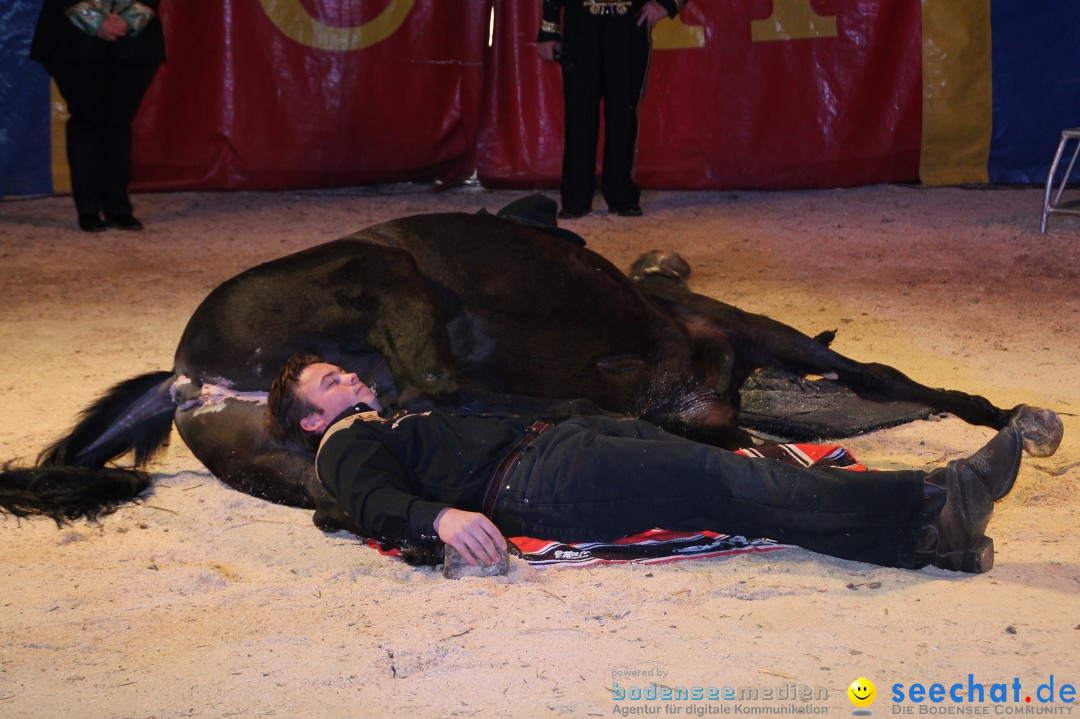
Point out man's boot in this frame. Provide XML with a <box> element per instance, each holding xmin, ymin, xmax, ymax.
<box><xmin>916</xmin><ymin>426</ymin><xmax>1023</xmax><ymax>573</ymax></box>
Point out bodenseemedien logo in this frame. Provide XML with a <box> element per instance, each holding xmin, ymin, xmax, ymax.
<box><xmin>849</xmin><ymin>677</ymin><xmax>877</xmax><ymax>716</ymax></box>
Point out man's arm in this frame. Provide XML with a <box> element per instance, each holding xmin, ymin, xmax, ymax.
<box><xmin>318</xmin><ymin>428</ymin><xmax>508</xmax><ymax>567</ymax></box>
<box><xmin>536</xmin><ymin>0</ymin><xmax>561</xmax><ymax>62</ymax></box>
<box><xmin>639</xmin><ymin>0</ymin><xmax>687</xmax><ymax>27</ymax></box>
<box><xmin>317</xmin><ymin>434</ymin><xmax>448</xmax><ymax>544</ymax></box>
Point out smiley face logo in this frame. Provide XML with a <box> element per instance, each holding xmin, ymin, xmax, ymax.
<box><xmin>848</xmin><ymin>677</ymin><xmax>876</xmax><ymax>708</ymax></box>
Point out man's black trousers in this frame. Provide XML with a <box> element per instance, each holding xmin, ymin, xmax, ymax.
<box><xmin>493</xmin><ymin>416</ymin><xmax>930</xmax><ymax>568</ymax></box>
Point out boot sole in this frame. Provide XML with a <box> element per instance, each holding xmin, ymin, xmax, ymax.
<box><xmin>937</xmin><ymin>535</ymin><xmax>994</xmax><ymax>573</ymax></box>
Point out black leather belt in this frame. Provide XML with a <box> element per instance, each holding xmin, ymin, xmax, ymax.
<box><xmin>481</xmin><ymin>420</ymin><xmax>553</xmax><ymax>517</ymax></box>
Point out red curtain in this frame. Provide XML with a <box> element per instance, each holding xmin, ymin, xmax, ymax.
<box><xmin>478</xmin><ymin>0</ymin><xmax>922</xmax><ymax>190</ymax></box>
<box><xmin>128</xmin><ymin>1</ymin><xmax>921</xmax><ymax>192</ymax></box>
<box><xmin>133</xmin><ymin>1</ymin><xmax>490</xmax><ymax>191</ymax></box>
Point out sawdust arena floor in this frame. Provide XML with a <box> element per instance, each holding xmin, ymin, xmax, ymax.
<box><xmin>1</xmin><ymin>185</ymin><xmax>1078</xmax><ymax>717</ymax></box>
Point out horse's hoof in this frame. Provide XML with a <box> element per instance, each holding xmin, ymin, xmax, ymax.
<box><xmin>630</xmin><ymin>250</ymin><xmax>692</xmax><ymax>283</ymax></box>
<box><xmin>1008</xmin><ymin>405</ymin><xmax>1064</xmax><ymax>457</ymax></box>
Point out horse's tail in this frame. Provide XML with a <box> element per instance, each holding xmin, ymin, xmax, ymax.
<box><xmin>1</xmin><ymin>371</ymin><xmax>176</xmax><ymax>524</ymax></box>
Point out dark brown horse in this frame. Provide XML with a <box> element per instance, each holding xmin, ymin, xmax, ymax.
<box><xmin>0</xmin><ymin>202</ymin><xmax>1063</xmax><ymax>539</ymax></box>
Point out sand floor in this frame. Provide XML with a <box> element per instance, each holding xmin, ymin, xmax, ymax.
<box><xmin>1</xmin><ymin>184</ymin><xmax>1078</xmax><ymax>718</ymax></box>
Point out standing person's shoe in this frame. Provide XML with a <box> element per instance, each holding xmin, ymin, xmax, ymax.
<box><xmin>611</xmin><ymin>204</ymin><xmax>643</xmax><ymax>217</ymax></box>
<box><xmin>918</xmin><ymin>427</ymin><xmax>1023</xmax><ymax>573</ymax></box>
<box><xmin>107</xmin><ymin>214</ymin><xmax>144</xmax><ymax>231</ymax></box>
<box><xmin>78</xmin><ymin>213</ymin><xmax>107</xmax><ymax>233</ymax></box>
<box><xmin>558</xmin><ymin>207</ymin><xmax>590</xmax><ymax>220</ymax></box>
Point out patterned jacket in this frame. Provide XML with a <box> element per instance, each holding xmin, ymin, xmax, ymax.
<box><xmin>537</xmin><ymin>0</ymin><xmax>688</xmax><ymax>42</ymax></box>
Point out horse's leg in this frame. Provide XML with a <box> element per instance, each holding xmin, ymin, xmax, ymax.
<box><xmin>724</xmin><ymin>305</ymin><xmax>1063</xmax><ymax>457</ymax></box>
<box><xmin>633</xmin><ymin>257</ymin><xmax>1062</xmax><ymax>457</ymax></box>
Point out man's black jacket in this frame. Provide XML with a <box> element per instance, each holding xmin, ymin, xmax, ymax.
<box><xmin>316</xmin><ymin>407</ymin><xmax>539</xmax><ymax>544</ymax></box>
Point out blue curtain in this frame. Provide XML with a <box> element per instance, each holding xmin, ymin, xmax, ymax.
<box><xmin>0</xmin><ymin>1</ymin><xmax>52</xmax><ymax>196</ymax></box>
<box><xmin>989</xmin><ymin>0</ymin><xmax>1080</xmax><ymax>183</ymax></box>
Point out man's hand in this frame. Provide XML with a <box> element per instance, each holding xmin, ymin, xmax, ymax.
<box><xmin>637</xmin><ymin>1</ymin><xmax>669</xmax><ymax>28</ymax></box>
<box><xmin>536</xmin><ymin>40</ymin><xmax>562</xmax><ymax>62</ymax></box>
<box><xmin>96</xmin><ymin>13</ymin><xmax>129</xmax><ymax>41</ymax></box>
<box><xmin>433</xmin><ymin>508</ymin><xmax>507</xmax><ymax>567</ymax></box>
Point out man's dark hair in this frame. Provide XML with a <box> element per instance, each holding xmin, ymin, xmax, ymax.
<box><xmin>267</xmin><ymin>352</ymin><xmax>323</xmax><ymax>453</ymax></box>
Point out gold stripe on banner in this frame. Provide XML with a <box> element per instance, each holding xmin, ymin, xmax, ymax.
<box><xmin>920</xmin><ymin>0</ymin><xmax>992</xmax><ymax>184</ymax></box>
<box><xmin>49</xmin><ymin>79</ymin><xmax>71</xmax><ymax>193</ymax></box>
<box><xmin>258</xmin><ymin>0</ymin><xmax>415</xmax><ymax>51</ymax></box>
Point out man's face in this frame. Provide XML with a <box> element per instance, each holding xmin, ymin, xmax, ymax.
<box><xmin>296</xmin><ymin>362</ymin><xmax>381</xmax><ymax>434</ymax></box>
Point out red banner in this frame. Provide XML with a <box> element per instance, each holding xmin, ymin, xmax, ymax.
<box><xmin>12</xmin><ymin>0</ymin><xmax>1075</xmax><ymax>194</ymax></box>
<box><xmin>133</xmin><ymin>1</ymin><xmax>489</xmax><ymax>191</ymax></box>
<box><xmin>475</xmin><ymin>0</ymin><xmax>562</xmax><ymax>190</ymax></box>
<box><xmin>477</xmin><ymin>0</ymin><xmax>922</xmax><ymax>190</ymax></box>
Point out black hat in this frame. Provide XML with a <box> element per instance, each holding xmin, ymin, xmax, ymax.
<box><xmin>485</xmin><ymin>193</ymin><xmax>587</xmax><ymax>247</ymax></box>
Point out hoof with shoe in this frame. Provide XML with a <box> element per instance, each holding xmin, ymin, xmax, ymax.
<box><xmin>1009</xmin><ymin>405</ymin><xmax>1063</xmax><ymax>457</ymax></box>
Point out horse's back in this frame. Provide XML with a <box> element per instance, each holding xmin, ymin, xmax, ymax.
<box><xmin>176</xmin><ymin>212</ymin><xmax>683</xmax><ymax>401</ymax></box>
<box><xmin>168</xmin><ymin>211</ymin><xmax>693</xmax><ymax>513</ymax></box>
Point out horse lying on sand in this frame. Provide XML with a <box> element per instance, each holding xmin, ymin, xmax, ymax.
<box><xmin>0</xmin><ymin>199</ymin><xmax>1064</xmax><ymax>545</ymax></box>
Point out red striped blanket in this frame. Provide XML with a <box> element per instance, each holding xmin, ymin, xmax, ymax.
<box><xmin>364</xmin><ymin>443</ymin><xmax>867</xmax><ymax>568</ymax></box>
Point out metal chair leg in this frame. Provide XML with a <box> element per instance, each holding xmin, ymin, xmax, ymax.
<box><xmin>1041</xmin><ymin>129</ymin><xmax>1080</xmax><ymax>234</ymax></box>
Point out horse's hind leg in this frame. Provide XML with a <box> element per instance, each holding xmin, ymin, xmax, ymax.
<box><xmin>730</xmin><ymin>309</ymin><xmax>1063</xmax><ymax>457</ymax></box>
<box><xmin>631</xmin><ymin>251</ymin><xmax>1063</xmax><ymax>456</ymax></box>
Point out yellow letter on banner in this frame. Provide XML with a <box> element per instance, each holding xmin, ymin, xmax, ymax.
<box><xmin>652</xmin><ymin>15</ymin><xmax>705</xmax><ymax>50</ymax></box>
<box><xmin>751</xmin><ymin>0</ymin><xmax>837</xmax><ymax>42</ymax></box>
<box><xmin>257</xmin><ymin>0</ymin><xmax>415</xmax><ymax>51</ymax></box>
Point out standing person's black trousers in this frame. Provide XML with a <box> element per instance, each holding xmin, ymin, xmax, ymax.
<box><xmin>494</xmin><ymin>416</ymin><xmax>930</xmax><ymax>568</ymax></box>
<box><xmin>50</xmin><ymin>57</ymin><xmax>159</xmax><ymax>218</ymax></box>
<box><xmin>30</xmin><ymin>0</ymin><xmax>165</xmax><ymax>230</ymax></box>
<box><xmin>558</xmin><ymin>7</ymin><xmax>651</xmax><ymax>214</ymax></box>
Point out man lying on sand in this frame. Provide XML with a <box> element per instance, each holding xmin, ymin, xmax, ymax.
<box><xmin>268</xmin><ymin>353</ymin><xmax>1025</xmax><ymax>574</ymax></box>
